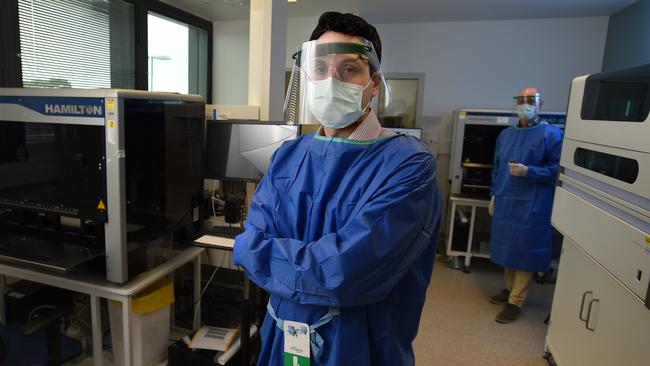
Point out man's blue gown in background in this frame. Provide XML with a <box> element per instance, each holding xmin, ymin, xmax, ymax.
<box><xmin>490</xmin><ymin>123</ymin><xmax>563</xmax><ymax>272</ymax></box>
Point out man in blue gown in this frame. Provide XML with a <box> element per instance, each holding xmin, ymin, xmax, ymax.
<box><xmin>488</xmin><ymin>87</ymin><xmax>563</xmax><ymax>323</ymax></box>
<box><xmin>233</xmin><ymin>12</ymin><xmax>442</xmax><ymax>366</ymax></box>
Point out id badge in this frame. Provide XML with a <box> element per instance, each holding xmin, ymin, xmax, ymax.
<box><xmin>283</xmin><ymin>320</ymin><xmax>310</xmax><ymax>366</ymax></box>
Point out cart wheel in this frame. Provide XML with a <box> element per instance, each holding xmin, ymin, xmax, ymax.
<box><xmin>448</xmin><ymin>256</ymin><xmax>463</xmax><ymax>270</ymax></box>
<box><xmin>543</xmin><ymin>352</ymin><xmax>557</xmax><ymax>366</ymax></box>
<box><xmin>462</xmin><ymin>266</ymin><xmax>471</xmax><ymax>274</ymax></box>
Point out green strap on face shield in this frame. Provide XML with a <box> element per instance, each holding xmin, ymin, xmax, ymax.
<box><xmin>291</xmin><ymin>42</ymin><xmax>375</xmax><ymax>66</ymax></box>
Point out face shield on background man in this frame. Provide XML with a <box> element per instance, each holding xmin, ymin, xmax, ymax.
<box><xmin>284</xmin><ymin>39</ymin><xmax>391</xmax><ymax>126</ymax></box>
<box><xmin>513</xmin><ymin>92</ymin><xmax>541</xmax><ymax>122</ymax></box>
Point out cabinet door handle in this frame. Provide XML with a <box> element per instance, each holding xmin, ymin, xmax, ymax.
<box><xmin>579</xmin><ymin>291</ymin><xmax>592</xmax><ymax>321</ymax></box>
<box><xmin>585</xmin><ymin>298</ymin><xmax>599</xmax><ymax>332</ymax></box>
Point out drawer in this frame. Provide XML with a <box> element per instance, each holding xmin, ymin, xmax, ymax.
<box><xmin>552</xmin><ymin>186</ymin><xmax>650</xmax><ymax>303</ymax></box>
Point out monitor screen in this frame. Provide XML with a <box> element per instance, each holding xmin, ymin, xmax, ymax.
<box><xmin>581</xmin><ymin>63</ymin><xmax>650</xmax><ymax>123</ymax></box>
<box><xmin>205</xmin><ymin>121</ymin><xmax>298</xmax><ymax>181</ymax></box>
<box><xmin>590</xmin><ymin>82</ymin><xmax>647</xmax><ymax>122</ymax></box>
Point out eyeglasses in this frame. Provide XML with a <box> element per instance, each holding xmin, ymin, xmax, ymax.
<box><xmin>513</xmin><ymin>94</ymin><xmax>540</xmax><ymax>105</ymax></box>
<box><xmin>304</xmin><ymin>55</ymin><xmax>372</xmax><ymax>83</ymax></box>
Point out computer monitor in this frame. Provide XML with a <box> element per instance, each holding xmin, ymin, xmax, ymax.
<box><xmin>205</xmin><ymin>121</ymin><xmax>298</xmax><ymax>181</ymax></box>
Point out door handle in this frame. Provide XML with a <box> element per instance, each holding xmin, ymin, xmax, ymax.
<box><xmin>585</xmin><ymin>298</ymin><xmax>600</xmax><ymax>332</ymax></box>
<box><xmin>579</xmin><ymin>291</ymin><xmax>592</xmax><ymax>321</ymax></box>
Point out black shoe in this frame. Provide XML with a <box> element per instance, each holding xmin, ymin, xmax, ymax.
<box><xmin>489</xmin><ymin>289</ymin><xmax>510</xmax><ymax>305</ymax></box>
<box><xmin>495</xmin><ymin>303</ymin><xmax>522</xmax><ymax>323</ymax></box>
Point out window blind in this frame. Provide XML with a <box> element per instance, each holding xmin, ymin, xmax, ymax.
<box><xmin>18</xmin><ymin>0</ymin><xmax>132</xmax><ymax>88</ymax></box>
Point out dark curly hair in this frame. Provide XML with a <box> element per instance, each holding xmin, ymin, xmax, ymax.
<box><xmin>309</xmin><ymin>12</ymin><xmax>382</xmax><ymax>63</ymax></box>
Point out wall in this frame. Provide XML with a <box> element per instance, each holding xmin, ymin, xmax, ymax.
<box><xmin>212</xmin><ymin>17</ymin><xmax>306</xmax><ymax>105</ymax></box>
<box><xmin>602</xmin><ymin>0</ymin><xmax>650</xmax><ymax>71</ymax></box>
<box><xmin>211</xmin><ymin>16</ymin><xmax>316</xmax><ymax>106</ymax></box>
<box><xmin>378</xmin><ymin>17</ymin><xmax>607</xmax><ymax>141</ymax></box>
<box><xmin>286</xmin><ymin>16</ymin><xmax>319</xmax><ymax>68</ymax></box>
<box><xmin>285</xmin><ymin>16</ymin><xmax>609</xmax><ymax>220</ymax></box>
<box><xmin>211</xmin><ymin>16</ymin><xmax>315</xmax><ymax>106</ymax></box>
<box><xmin>212</xmin><ymin>19</ymin><xmax>249</xmax><ymax>104</ymax></box>
<box><xmin>287</xmin><ymin>16</ymin><xmax>608</xmax><ymax>140</ymax></box>
<box><xmin>213</xmin><ymin>16</ymin><xmax>609</xmax><ymax>222</ymax></box>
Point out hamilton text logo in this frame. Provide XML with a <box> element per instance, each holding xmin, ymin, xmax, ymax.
<box><xmin>44</xmin><ymin>104</ymin><xmax>103</xmax><ymax>116</ymax></box>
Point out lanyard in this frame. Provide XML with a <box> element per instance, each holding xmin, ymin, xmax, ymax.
<box><xmin>266</xmin><ymin>301</ymin><xmax>340</xmax><ymax>362</ymax></box>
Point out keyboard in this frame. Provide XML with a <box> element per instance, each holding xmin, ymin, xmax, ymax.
<box><xmin>207</xmin><ymin>225</ymin><xmax>244</xmax><ymax>239</ymax></box>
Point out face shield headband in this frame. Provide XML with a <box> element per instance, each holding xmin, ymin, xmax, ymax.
<box><xmin>284</xmin><ymin>40</ymin><xmax>392</xmax><ymax>125</ymax></box>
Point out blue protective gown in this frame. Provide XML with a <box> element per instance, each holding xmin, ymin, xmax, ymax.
<box><xmin>233</xmin><ymin>132</ymin><xmax>441</xmax><ymax>366</ymax></box>
<box><xmin>490</xmin><ymin>122</ymin><xmax>563</xmax><ymax>272</ymax></box>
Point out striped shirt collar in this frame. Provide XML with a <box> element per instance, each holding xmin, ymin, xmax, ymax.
<box><xmin>317</xmin><ymin>110</ymin><xmax>393</xmax><ymax>141</ymax></box>
<box><xmin>518</xmin><ymin>116</ymin><xmax>540</xmax><ymax>128</ymax></box>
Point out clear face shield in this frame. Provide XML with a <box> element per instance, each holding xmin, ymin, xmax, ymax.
<box><xmin>512</xmin><ymin>93</ymin><xmax>541</xmax><ymax>122</ymax></box>
<box><xmin>284</xmin><ymin>39</ymin><xmax>391</xmax><ymax>127</ymax></box>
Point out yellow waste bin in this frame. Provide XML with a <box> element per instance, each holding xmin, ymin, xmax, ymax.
<box><xmin>108</xmin><ymin>278</ymin><xmax>174</xmax><ymax>366</ymax></box>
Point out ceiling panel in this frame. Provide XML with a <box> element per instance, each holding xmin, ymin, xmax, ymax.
<box><xmin>162</xmin><ymin>0</ymin><xmax>636</xmax><ymax>22</ymax></box>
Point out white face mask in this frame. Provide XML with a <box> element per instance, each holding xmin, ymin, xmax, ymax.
<box><xmin>307</xmin><ymin>77</ymin><xmax>372</xmax><ymax>129</ymax></box>
<box><xmin>516</xmin><ymin>104</ymin><xmax>538</xmax><ymax>121</ymax></box>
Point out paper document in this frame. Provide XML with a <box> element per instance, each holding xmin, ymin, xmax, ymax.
<box><xmin>189</xmin><ymin>326</ymin><xmax>238</xmax><ymax>351</ymax></box>
<box><xmin>194</xmin><ymin>234</ymin><xmax>235</xmax><ymax>250</ymax></box>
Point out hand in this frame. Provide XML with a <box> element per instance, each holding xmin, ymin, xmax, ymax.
<box><xmin>488</xmin><ymin>196</ymin><xmax>494</xmax><ymax>217</ymax></box>
<box><xmin>508</xmin><ymin>162</ymin><xmax>528</xmax><ymax>177</ymax></box>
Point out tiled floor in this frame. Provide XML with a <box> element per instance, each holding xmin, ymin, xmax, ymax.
<box><xmin>413</xmin><ymin>258</ymin><xmax>555</xmax><ymax>366</ymax></box>
<box><xmin>70</xmin><ymin>257</ymin><xmax>555</xmax><ymax>366</ymax></box>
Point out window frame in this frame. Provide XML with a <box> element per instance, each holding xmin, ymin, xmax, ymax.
<box><xmin>0</xmin><ymin>0</ymin><xmax>22</xmax><ymax>87</ymax></box>
<box><xmin>374</xmin><ymin>72</ymin><xmax>426</xmax><ymax>128</ymax></box>
<box><xmin>0</xmin><ymin>0</ymin><xmax>212</xmax><ymax>102</ymax></box>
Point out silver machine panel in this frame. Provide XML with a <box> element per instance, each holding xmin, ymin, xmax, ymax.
<box><xmin>0</xmin><ymin>88</ymin><xmax>205</xmax><ymax>283</ymax></box>
<box><xmin>552</xmin><ymin>63</ymin><xmax>650</xmax><ymax>308</ymax></box>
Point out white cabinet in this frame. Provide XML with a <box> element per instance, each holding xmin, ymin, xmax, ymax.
<box><xmin>546</xmin><ymin>239</ymin><xmax>650</xmax><ymax>366</ymax></box>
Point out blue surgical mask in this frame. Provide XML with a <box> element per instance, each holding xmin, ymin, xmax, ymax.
<box><xmin>308</xmin><ymin>77</ymin><xmax>371</xmax><ymax>129</ymax></box>
<box><xmin>516</xmin><ymin>104</ymin><xmax>538</xmax><ymax>121</ymax></box>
